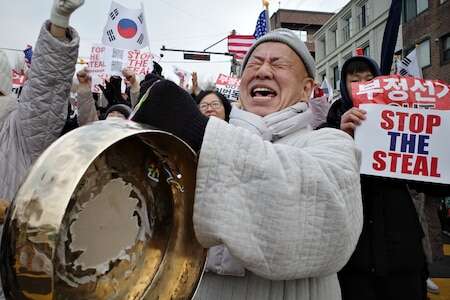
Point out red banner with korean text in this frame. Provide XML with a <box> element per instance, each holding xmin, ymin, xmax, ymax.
<box><xmin>215</xmin><ymin>74</ymin><xmax>241</xmax><ymax>102</ymax></box>
<box><xmin>351</xmin><ymin>75</ymin><xmax>450</xmax><ymax>110</ymax></box>
<box><xmin>12</xmin><ymin>70</ymin><xmax>26</xmax><ymax>98</ymax></box>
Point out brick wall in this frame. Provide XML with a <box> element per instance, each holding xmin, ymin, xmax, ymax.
<box><xmin>402</xmin><ymin>0</ymin><xmax>450</xmax><ymax>82</ymax></box>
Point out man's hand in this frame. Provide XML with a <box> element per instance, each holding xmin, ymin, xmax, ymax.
<box><xmin>0</xmin><ymin>199</ymin><xmax>10</xmax><ymax>225</ymax></box>
<box><xmin>122</xmin><ymin>68</ymin><xmax>137</xmax><ymax>85</ymax></box>
<box><xmin>132</xmin><ymin>80</ymin><xmax>208</xmax><ymax>152</ymax></box>
<box><xmin>340</xmin><ymin>108</ymin><xmax>366</xmax><ymax>137</ymax></box>
<box><xmin>50</xmin><ymin>0</ymin><xmax>85</xmax><ymax>28</ymax></box>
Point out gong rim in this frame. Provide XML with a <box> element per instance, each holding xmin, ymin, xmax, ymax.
<box><xmin>0</xmin><ymin>119</ymin><xmax>206</xmax><ymax>300</ymax></box>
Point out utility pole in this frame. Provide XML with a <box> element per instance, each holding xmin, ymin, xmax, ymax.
<box><xmin>229</xmin><ymin>30</ymin><xmax>239</xmax><ymax>76</ymax></box>
<box><xmin>263</xmin><ymin>0</ymin><xmax>271</xmax><ymax>31</ymax></box>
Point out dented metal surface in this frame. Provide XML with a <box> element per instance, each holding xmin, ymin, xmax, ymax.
<box><xmin>0</xmin><ymin>120</ymin><xmax>206</xmax><ymax>300</ymax></box>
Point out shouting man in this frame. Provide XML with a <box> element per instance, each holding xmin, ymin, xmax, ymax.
<box><xmin>132</xmin><ymin>28</ymin><xmax>363</xmax><ymax>300</ymax></box>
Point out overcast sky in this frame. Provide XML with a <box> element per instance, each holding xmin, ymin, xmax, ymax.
<box><xmin>0</xmin><ymin>0</ymin><xmax>349</xmax><ymax>84</ymax></box>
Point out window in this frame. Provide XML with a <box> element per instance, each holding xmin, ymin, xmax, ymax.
<box><xmin>417</xmin><ymin>39</ymin><xmax>431</xmax><ymax>68</ymax></box>
<box><xmin>442</xmin><ymin>34</ymin><xmax>450</xmax><ymax>64</ymax></box>
<box><xmin>329</xmin><ymin>27</ymin><xmax>337</xmax><ymax>50</ymax></box>
<box><xmin>293</xmin><ymin>30</ymin><xmax>308</xmax><ymax>42</ymax></box>
<box><xmin>332</xmin><ymin>65</ymin><xmax>340</xmax><ymax>90</ymax></box>
<box><xmin>403</xmin><ymin>0</ymin><xmax>416</xmax><ymax>22</ymax></box>
<box><xmin>363</xmin><ymin>44</ymin><xmax>370</xmax><ymax>57</ymax></box>
<box><xmin>359</xmin><ymin>2</ymin><xmax>369</xmax><ymax>29</ymax></box>
<box><xmin>403</xmin><ymin>0</ymin><xmax>429</xmax><ymax>22</ymax></box>
<box><xmin>417</xmin><ymin>0</ymin><xmax>428</xmax><ymax>14</ymax></box>
<box><xmin>317</xmin><ymin>36</ymin><xmax>326</xmax><ymax>60</ymax></box>
<box><xmin>320</xmin><ymin>72</ymin><xmax>326</xmax><ymax>82</ymax></box>
<box><xmin>300</xmin><ymin>31</ymin><xmax>308</xmax><ymax>42</ymax></box>
<box><xmin>343</xmin><ymin>15</ymin><xmax>352</xmax><ymax>42</ymax></box>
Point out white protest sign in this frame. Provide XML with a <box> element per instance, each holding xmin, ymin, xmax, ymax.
<box><xmin>355</xmin><ymin>104</ymin><xmax>450</xmax><ymax>184</ymax></box>
<box><xmin>215</xmin><ymin>74</ymin><xmax>240</xmax><ymax>102</ymax></box>
<box><xmin>87</xmin><ymin>44</ymin><xmax>154</xmax><ymax>93</ymax></box>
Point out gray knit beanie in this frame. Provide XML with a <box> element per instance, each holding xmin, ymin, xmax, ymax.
<box><xmin>241</xmin><ymin>28</ymin><xmax>316</xmax><ymax>78</ymax></box>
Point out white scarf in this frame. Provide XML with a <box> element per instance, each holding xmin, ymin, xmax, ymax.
<box><xmin>229</xmin><ymin>101</ymin><xmax>313</xmax><ymax>142</ymax></box>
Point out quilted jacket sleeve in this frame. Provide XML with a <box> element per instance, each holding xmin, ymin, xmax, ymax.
<box><xmin>194</xmin><ymin>118</ymin><xmax>363</xmax><ymax>280</ymax></box>
<box><xmin>17</xmin><ymin>21</ymin><xmax>79</xmax><ymax>162</ymax></box>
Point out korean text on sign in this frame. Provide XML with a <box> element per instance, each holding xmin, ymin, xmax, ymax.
<box><xmin>351</xmin><ymin>75</ymin><xmax>450</xmax><ymax>110</ymax></box>
<box><xmin>215</xmin><ymin>74</ymin><xmax>241</xmax><ymax>102</ymax></box>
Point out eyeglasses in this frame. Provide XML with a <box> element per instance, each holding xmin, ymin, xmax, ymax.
<box><xmin>199</xmin><ymin>101</ymin><xmax>223</xmax><ymax>111</ymax></box>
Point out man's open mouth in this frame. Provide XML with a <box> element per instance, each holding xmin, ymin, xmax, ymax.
<box><xmin>251</xmin><ymin>87</ymin><xmax>277</xmax><ymax>98</ymax></box>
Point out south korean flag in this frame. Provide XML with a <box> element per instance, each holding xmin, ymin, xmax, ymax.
<box><xmin>396</xmin><ymin>48</ymin><xmax>422</xmax><ymax>79</ymax></box>
<box><xmin>102</xmin><ymin>1</ymin><xmax>149</xmax><ymax>50</ymax></box>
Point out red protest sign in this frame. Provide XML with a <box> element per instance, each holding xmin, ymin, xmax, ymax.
<box><xmin>215</xmin><ymin>74</ymin><xmax>241</xmax><ymax>102</ymax></box>
<box><xmin>351</xmin><ymin>75</ymin><xmax>450</xmax><ymax>110</ymax></box>
<box><xmin>12</xmin><ymin>70</ymin><xmax>26</xmax><ymax>87</ymax></box>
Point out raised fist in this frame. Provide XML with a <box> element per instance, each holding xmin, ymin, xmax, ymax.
<box><xmin>51</xmin><ymin>0</ymin><xmax>85</xmax><ymax>28</ymax></box>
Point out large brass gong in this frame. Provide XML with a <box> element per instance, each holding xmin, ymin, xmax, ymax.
<box><xmin>0</xmin><ymin>120</ymin><xmax>206</xmax><ymax>300</ymax></box>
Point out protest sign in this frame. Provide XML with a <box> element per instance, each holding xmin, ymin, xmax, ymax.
<box><xmin>351</xmin><ymin>75</ymin><xmax>450</xmax><ymax>110</ymax></box>
<box><xmin>88</xmin><ymin>44</ymin><xmax>154</xmax><ymax>93</ymax></box>
<box><xmin>215</xmin><ymin>74</ymin><xmax>240</xmax><ymax>102</ymax></box>
<box><xmin>355</xmin><ymin>104</ymin><xmax>450</xmax><ymax>184</ymax></box>
<box><xmin>11</xmin><ymin>70</ymin><xmax>26</xmax><ymax>97</ymax></box>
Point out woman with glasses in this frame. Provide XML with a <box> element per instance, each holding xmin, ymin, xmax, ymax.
<box><xmin>196</xmin><ymin>90</ymin><xmax>231</xmax><ymax>122</ymax></box>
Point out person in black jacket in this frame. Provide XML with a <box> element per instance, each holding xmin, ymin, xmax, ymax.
<box><xmin>326</xmin><ymin>56</ymin><xmax>428</xmax><ymax>300</ymax></box>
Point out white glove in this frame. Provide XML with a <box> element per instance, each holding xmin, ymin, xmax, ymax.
<box><xmin>50</xmin><ymin>0</ymin><xmax>85</xmax><ymax>28</ymax></box>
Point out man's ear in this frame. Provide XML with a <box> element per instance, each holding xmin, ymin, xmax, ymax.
<box><xmin>300</xmin><ymin>77</ymin><xmax>314</xmax><ymax>101</ymax></box>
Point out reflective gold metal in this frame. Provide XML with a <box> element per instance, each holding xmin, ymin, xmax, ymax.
<box><xmin>0</xmin><ymin>120</ymin><xmax>206</xmax><ymax>300</ymax></box>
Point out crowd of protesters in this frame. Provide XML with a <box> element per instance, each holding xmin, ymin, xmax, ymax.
<box><xmin>0</xmin><ymin>1</ymin><xmax>450</xmax><ymax>300</ymax></box>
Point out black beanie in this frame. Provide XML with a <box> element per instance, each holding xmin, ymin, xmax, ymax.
<box><xmin>139</xmin><ymin>73</ymin><xmax>163</xmax><ymax>101</ymax></box>
<box><xmin>340</xmin><ymin>56</ymin><xmax>381</xmax><ymax>111</ymax></box>
<box><xmin>104</xmin><ymin>104</ymin><xmax>132</xmax><ymax>119</ymax></box>
<box><xmin>132</xmin><ymin>80</ymin><xmax>208</xmax><ymax>152</ymax></box>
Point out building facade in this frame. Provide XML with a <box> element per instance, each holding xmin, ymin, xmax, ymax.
<box><xmin>313</xmin><ymin>0</ymin><xmax>402</xmax><ymax>93</ymax></box>
<box><xmin>270</xmin><ymin>9</ymin><xmax>334</xmax><ymax>58</ymax></box>
<box><xmin>402</xmin><ymin>0</ymin><xmax>450</xmax><ymax>82</ymax></box>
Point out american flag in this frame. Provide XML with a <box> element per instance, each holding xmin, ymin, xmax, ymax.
<box><xmin>23</xmin><ymin>45</ymin><xmax>33</xmax><ymax>66</ymax></box>
<box><xmin>227</xmin><ymin>35</ymin><xmax>256</xmax><ymax>60</ymax></box>
<box><xmin>227</xmin><ymin>10</ymin><xmax>269</xmax><ymax>60</ymax></box>
<box><xmin>254</xmin><ymin>10</ymin><xmax>269</xmax><ymax>39</ymax></box>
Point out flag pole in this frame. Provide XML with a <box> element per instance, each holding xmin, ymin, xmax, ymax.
<box><xmin>140</xmin><ymin>2</ymin><xmax>151</xmax><ymax>52</ymax></box>
<box><xmin>263</xmin><ymin>0</ymin><xmax>271</xmax><ymax>31</ymax></box>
